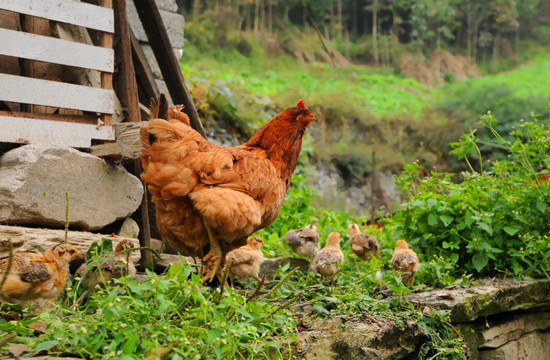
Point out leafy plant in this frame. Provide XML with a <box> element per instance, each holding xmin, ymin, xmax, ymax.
<box><xmin>1</xmin><ymin>263</ymin><xmax>296</xmax><ymax>359</ymax></box>
<box><xmin>394</xmin><ymin>114</ymin><xmax>550</xmax><ymax>278</ymax></box>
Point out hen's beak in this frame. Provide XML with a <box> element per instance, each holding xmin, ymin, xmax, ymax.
<box><xmin>310</xmin><ymin>115</ymin><xmax>318</xmax><ymax>122</ymax></box>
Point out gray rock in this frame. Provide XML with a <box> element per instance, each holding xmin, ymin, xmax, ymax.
<box><xmin>407</xmin><ymin>278</ymin><xmax>550</xmax><ymax>322</ymax></box>
<box><xmin>260</xmin><ymin>257</ymin><xmax>310</xmax><ymax>279</ymax></box>
<box><xmin>154</xmin><ymin>253</ymin><xmax>199</xmax><ymax>273</ymax></box>
<box><xmin>0</xmin><ymin>145</ymin><xmax>143</xmax><ymax>231</ymax></box>
<box><xmin>479</xmin><ymin>331</ymin><xmax>550</xmax><ymax>360</ymax></box>
<box><xmin>293</xmin><ymin>315</ymin><xmax>425</xmax><ymax>360</ymax></box>
<box><xmin>154</xmin><ymin>0</ymin><xmax>178</xmax><ymax>12</ymax></box>
<box><xmin>0</xmin><ymin>224</ymin><xmax>141</xmax><ymax>265</ymax></box>
<box><xmin>127</xmin><ymin>1</ymin><xmax>184</xmax><ymax>49</ymax></box>
<box><xmin>118</xmin><ymin>217</ymin><xmax>140</xmax><ymax>238</ymax></box>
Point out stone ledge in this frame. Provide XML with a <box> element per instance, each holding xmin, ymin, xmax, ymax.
<box><xmin>408</xmin><ymin>279</ymin><xmax>550</xmax><ymax>322</ymax></box>
<box><xmin>0</xmin><ymin>224</ymin><xmax>141</xmax><ymax>266</ymax></box>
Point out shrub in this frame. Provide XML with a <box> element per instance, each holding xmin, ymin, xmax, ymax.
<box><xmin>393</xmin><ymin>114</ymin><xmax>550</xmax><ymax>278</ymax></box>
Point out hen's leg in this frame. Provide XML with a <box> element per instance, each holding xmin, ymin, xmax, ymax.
<box><xmin>201</xmin><ymin>219</ymin><xmax>222</xmax><ymax>282</ymax></box>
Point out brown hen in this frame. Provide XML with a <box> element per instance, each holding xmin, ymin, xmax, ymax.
<box><xmin>140</xmin><ymin>95</ymin><xmax>316</xmax><ymax>281</ymax></box>
<box><xmin>0</xmin><ymin>244</ymin><xmax>82</xmax><ymax>304</ymax></box>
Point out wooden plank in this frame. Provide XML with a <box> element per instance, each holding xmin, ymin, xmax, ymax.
<box><xmin>0</xmin><ymin>28</ymin><xmax>114</xmax><ymax>73</ymax></box>
<box><xmin>133</xmin><ymin>0</ymin><xmax>206</xmax><ymax>138</ymax></box>
<box><xmin>0</xmin><ymin>9</ymin><xmax>21</xmax><ymax>112</ymax></box>
<box><xmin>0</xmin><ymin>110</ymin><xmax>97</xmax><ymax>125</ymax></box>
<box><xmin>0</xmin><ymin>116</ymin><xmax>114</xmax><ymax>148</ymax></box>
<box><xmin>114</xmin><ymin>0</ymin><xmax>140</xmax><ymax>123</ymax></box>
<box><xmin>0</xmin><ymin>0</ymin><xmax>114</xmax><ymax>33</ymax></box>
<box><xmin>0</xmin><ymin>73</ymin><xmax>114</xmax><ymax>114</ymax></box>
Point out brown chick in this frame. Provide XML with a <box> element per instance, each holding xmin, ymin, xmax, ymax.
<box><xmin>311</xmin><ymin>232</ymin><xmax>344</xmax><ymax>278</ymax></box>
<box><xmin>76</xmin><ymin>240</ymin><xmax>137</xmax><ymax>289</ymax></box>
<box><xmin>0</xmin><ymin>244</ymin><xmax>82</xmax><ymax>304</ymax></box>
<box><xmin>391</xmin><ymin>240</ymin><xmax>420</xmax><ymax>287</ymax></box>
<box><xmin>225</xmin><ymin>236</ymin><xmax>264</xmax><ymax>287</ymax></box>
<box><xmin>347</xmin><ymin>223</ymin><xmax>380</xmax><ymax>261</ymax></box>
<box><xmin>283</xmin><ymin>224</ymin><xmax>319</xmax><ymax>259</ymax></box>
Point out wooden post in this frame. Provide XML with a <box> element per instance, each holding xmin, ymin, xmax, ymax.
<box><xmin>100</xmin><ymin>0</ymin><xmax>113</xmax><ymax>127</ymax></box>
<box><xmin>114</xmin><ymin>0</ymin><xmax>152</xmax><ymax>269</ymax></box>
<box><xmin>133</xmin><ymin>0</ymin><xmax>206</xmax><ymax>138</ymax></box>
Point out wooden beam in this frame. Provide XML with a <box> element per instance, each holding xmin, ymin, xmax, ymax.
<box><xmin>0</xmin><ymin>28</ymin><xmax>114</xmax><ymax>72</ymax></box>
<box><xmin>130</xmin><ymin>27</ymin><xmax>159</xmax><ymax>104</ymax></box>
<box><xmin>114</xmin><ymin>0</ymin><xmax>140</xmax><ymax>123</ymax></box>
<box><xmin>0</xmin><ymin>110</ymin><xmax>97</xmax><ymax>125</ymax></box>
<box><xmin>0</xmin><ymin>0</ymin><xmax>114</xmax><ymax>33</ymax></box>
<box><xmin>0</xmin><ymin>116</ymin><xmax>114</xmax><ymax>147</ymax></box>
<box><xmin>133</xmin><ymin>0</ymin><xmax>206</xmax><ymax>138</ymax></box>
<box><xmin>0</xmin><ymin>73</ymin><xmax>114</xmax><ymax>114</ymax></box>
<box><xmin>114</xmin><ymin>0</ymin><xmax>152</xmax><ymax>268</ymax></box>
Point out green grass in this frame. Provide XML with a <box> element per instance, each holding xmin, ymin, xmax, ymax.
<box><xmin>181</xmin><ymin>43</ymin><xmax>432</xmax><ymax>119</ymax></box>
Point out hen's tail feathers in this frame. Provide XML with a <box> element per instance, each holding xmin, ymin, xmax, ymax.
<box><xmin>148</xmin><ymin>93</ymin><xmax>169</xmax><ymax>120</ymax></box>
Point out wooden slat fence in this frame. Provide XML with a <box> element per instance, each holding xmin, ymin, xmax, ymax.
<box><xmin>0</xmin><ymin>0</ymin><xmax>115</xmax><ymax>148</ymax></box>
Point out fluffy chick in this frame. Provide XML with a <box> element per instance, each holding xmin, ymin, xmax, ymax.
<box><xmin>225</xmin><ymin>236</ymin><xmax>264</xmax><ymax>287</ymax></box>
<box><xmin>0</xmin><ymin>244</ymin><xmax>82</xmax><ymax>304</ymax></box>
<box><xmin>311</xmin><ymin>232</ymin><xmax>345</xmax><ymax>278</ymax></box>
<box><xmin>283</xmin><ymin>224</ymin><xmax>319</xmax><ymax>259</ymax></box>
<box><xmin>76</xmin><ymin>240</ymin><xmax>137</xmax><ymax>289</ymax></box>
<box><xmin>347</xmin><ymin>223</ymin><xmax>380</xmax><ymax>261</ymax></box>
<box><xmin>391</xmin><ymin>240</ymin><xmax>420</xmax><ymax>287</ymax></box>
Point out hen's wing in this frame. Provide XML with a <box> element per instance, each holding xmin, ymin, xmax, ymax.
<box><xmin>351</xmin><ymin>234</ymin><xmax>380</xmax><ymax>259</ymax></box>
<box><xmin>0</xmin><ymin>253</ymin><xmax>54</xmax><ymax>283</ymax></box>
<box><xmin>141</xmin><ymin>119</ymin><xmax>286</xmax><ymax>241</ymax></box>
<box><xmin>226</xmin><ymin>247</ymin><xmax>258</xmax><ymax>266</ymax></box>
<box><xmin>392</xmin><ymin>250</ymin><xmax>419</xmax><ymax>271</ymax></box>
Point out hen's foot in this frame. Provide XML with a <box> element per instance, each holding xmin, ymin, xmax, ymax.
<box><xmin>201</xmin><ymin>219</ymin><xmax>222</xmax><ymax>282</ymax></box>
<box><xmin>201</xmin><ymin>249</ymin><xmax>222</xmax><ymax>282</ymax></box>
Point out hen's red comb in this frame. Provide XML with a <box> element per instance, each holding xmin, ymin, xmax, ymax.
<box><xmin>296</xmin><ymin>100</ymin><xmax>308</xmax><ymax>109</ymax></box>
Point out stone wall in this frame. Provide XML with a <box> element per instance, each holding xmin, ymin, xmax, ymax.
<box><xmin>293</xmin><ymin>279</ymin><xmax>550</xmax><ymax>359</ymax></box>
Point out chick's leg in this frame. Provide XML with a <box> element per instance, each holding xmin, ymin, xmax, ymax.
<box><xmin>201</xmin><ymin>219</ymin><xmax>222</xmax><ymax>282</ymax></box>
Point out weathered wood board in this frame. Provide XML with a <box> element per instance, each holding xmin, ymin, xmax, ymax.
<box><xmin>0</xmin><ymin>116</ymin><xmax>115</xmax><ymax>147</ymax></box>
<box><xmin>0</xmin><ymin>0</ymin><xmax>114</xmax><ymax>32</ymax></box>
<box><xmin>0</xmin><ymin>28</ymin><xmax>114</xmax><ymax>72</ymax></box>
<box><xmin>0</xmin><ymin>73</ymin><xmax>114</xmax><ymax>114</ymax></box>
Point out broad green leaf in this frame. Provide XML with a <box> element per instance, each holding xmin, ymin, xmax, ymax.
<box><xmin>440</xmin><ymin>215</ymin><xmax>453</xmax><ymax>227</ymax></box>
<box><xmin>464</xmin><ymin>210</ymin><xmax>473</xmax><ymax>227</ymax></box>
<box><xmin>472</xmin><ymin>252</ymin><xmax>489</xmax><ymax>272</ymax></box>
<box><xmin>34</xmin><ymin>340</ymin><xmax>59</xmax><ymax>352</ymax></box>
<box><xmin>536</xmin><ymin>201</ymin><xmax>547</xmax><ymax>212</ymax></box>
<box><xmin>427</xmin><ymin>198</ymin><xmax>438</xmax><ymax>209</ymax></box>
<box><xmin>427</xmin><ymin>213</ymin><xmax>438</xmax><ymax>226</ymax></box>
<box><xmin>503</xmin><ymin>226</ymin><xmax>521</xmax><ymax>236</ymax></box>
<box><xmin>478</xmin><ymin>222</ymin><xmax>493</xmax><ymax>235</ymax></box>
